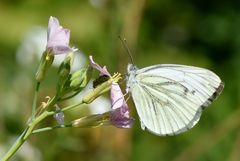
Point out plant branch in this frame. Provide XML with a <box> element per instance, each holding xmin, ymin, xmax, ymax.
<box><xmin>31</xmin><ymin>82</ymin><xmax>40</xmax><ymax>120</ymax></box>
<box><xmin>32</xmin><ymin>124</ymin><xmax>72</xmax><ymax>134</ymax></box>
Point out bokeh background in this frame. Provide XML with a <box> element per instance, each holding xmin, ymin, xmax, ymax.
<box><xmin>0</xmin><ymin>0</ymin><xmax>239</xmax><ymax>161</ymax></box>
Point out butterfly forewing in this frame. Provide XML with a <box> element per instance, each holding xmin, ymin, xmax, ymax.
<box><xmin>128</xmin><ymin>64</ymin><xmax>224</xmax><ymax>136</ymax></box>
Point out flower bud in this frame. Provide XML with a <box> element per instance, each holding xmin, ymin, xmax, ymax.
<box><xmin>82</xmin><ymin>79</ymin><xmax>112</xmax><ymax>104</ymax></box>
<box><xmin>58</xmin><ymin>53</ymin><xmax>74</xmax><ymax>81</ymax></box>
<box><xmin>71</xmin><ymin>112</ymin><xmax>110</xmax><ymax>128</ymax></box>
<box><xmin>70</xmin><ymin>66</ymin><xmax>92</xmax><ymax>90</ymax></box>
<box><xmin>55</xmin><ymin>53</ymin><xmax>74</xmax><ymax>94</ymax></box>
<box><xmin>82</xmin><ymin>73</ymin><xmax>121</xmax><ymax>104</ymax></box>
<box><xmin>35</xmin><ymin>51</ymin><xmax>54</xmax><ymax>82</ymax></box>
<box><xmin>53</xmin><ymin>105</ymin><xmax>64</xmax><ymax>125</ymax></box>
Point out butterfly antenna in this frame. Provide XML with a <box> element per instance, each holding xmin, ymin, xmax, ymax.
<box><xmin>118</xmin><ymin>36</ymin><xmax>134</xmax><ymax>64</ymax></box>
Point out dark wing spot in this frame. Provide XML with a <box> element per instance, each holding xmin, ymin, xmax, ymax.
<box><xmin>191</xmin><ymin>90</ymin><xmax>196</xmax><ymax>95</ymax></box>
<box><xmin>216</xmin><ymin>81</ymin><xmax>224</xmax><ymax>95</ymax></box>
<box><xmin>209</xmin><ymin>81</ymin><xmax>224</xmax><ymax>102</ymax></box>
<box><xmin>184</xmin><ymin>88</ymin><xmax>189</xmax><ymax>95</ymax></box>
<box><xmin>201</xmin><ymin>81</ymin><xmax>224</xmax><ymax>109</ymax></box>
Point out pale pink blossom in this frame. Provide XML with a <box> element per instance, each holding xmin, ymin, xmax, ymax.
<box><xmin>110</xmin><ymin>83</ymin><xmax>134</xmax><ymax>128</ymax></box>
<box><xmin>89</xmin><ymin>56</ymin><xmax>110</xmax><ymax>76</ymax></box>
<box><xmin>47</xmin><ymin>16</ymin><xmax>72</xmax><ymax>54</ymax></box>
<box><xmin>89</xmin><ymin>56</ymin><xmax>134</xmax><ymax>128</ymax></box>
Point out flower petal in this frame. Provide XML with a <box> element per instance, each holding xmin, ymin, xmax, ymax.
<box><xmin>47</xmin><ymin>16</ymin><xmax>72</xmax><ymax>54</ymax></box>
<box><xmin>110</xmin><ymin>82</ymin><xmax>134</xmax><ymax>128</ymax></box>
<box><xmin>88</xmin><ymin>55</ymin><xmax>134</xmax><ymax>128</ymax></box>
<box><xmin>89</xmin><ymin>56</ymin><xmax>110</xmax><ymax>76</ymax></box>
<box><xmin>47</xmin><ymin>16</ymin><xmax>59</xmax><ymax>40</ymax></box>
<box><xmin>110</xmin><ymin>107</ymin><xmax>134</xmax><ymax>128</ymax></box>
<box><xmin>52</xmin><ymin>46</ymin><xmax>73</xmax><ymax>55</ymax></box>
<box><xmin>111</xmin><ymin>82</ymin><xmax>125</xmax><ymax>110</ymax></box>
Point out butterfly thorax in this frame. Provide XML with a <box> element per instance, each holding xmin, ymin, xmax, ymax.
<box><xmin>126</xmin><ymin>64</ymin><xmax>138</xmax><ymax>92</ymax></box>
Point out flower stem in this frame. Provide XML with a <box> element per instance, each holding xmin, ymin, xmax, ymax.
<box><xmin>31</xmin><ymin>82</ymin><xmax>40</xmax><ymax>120</ymax></box>
<box><xmin>0</xmin><ymin>128</ymin><xmax>28</xmax><ymax>161</ymax></box>
<box><xmin>1</xmin><ymin>73</ymin><xmax>120</xmax><ymax>160</ymax></box>
<box><xmin>1</xmin><ymin>111</ymin><xmax>54</xmax><ymax>161</ymax></box>
<box><xmin>61</xmin><ymin>100</ymin><xmax>84</xmax><ymax>112</ymax></box>
<box><xmin>1</xmin><ymin>99</ymin><xmax>82</xmax><ymax>160</ymax></box>
<box><xmin>32</xmin><ymin>124</ymin><xmax>72</xmax><ymax>134</ymax></box>
<box><xmin>23</xmin><ymin>111</ymin><xmax>54</xmax><ymax>140</ymax></box>
<box><xmin>59</xmin><ymin>90</ymin><xmax>81</xmax><ymax>101</ymax></box>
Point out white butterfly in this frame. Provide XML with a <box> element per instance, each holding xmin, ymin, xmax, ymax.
<box><xmin>126</xmin><ymin>64</ymin><xmax>224</xmax><ymax>136</ymax></box>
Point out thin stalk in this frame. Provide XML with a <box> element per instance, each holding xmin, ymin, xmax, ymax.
<box><xmin>1</xmin><ymin>73</ymin><xmax>120</xmax><ymax>160</ymax></box>
<box><xmin>34</xmin><ymin>96</ymin><xmax>57</xmax><ymax>118</ymax></box>
<box><xmin>23</xmin><ymin>111</ymin><xmax>54</xmax><ymax>140</ymax></box>
<box><xmin>0</xmin><ymin>128</ymin><xmax>28</xmax><ymax>161</ymax></box>
<box><xmin>59</xmin><ymin>90</ymin><xmax>81</xmax><ymax>101</ymax></box>
<box><xmin>31</xmin><ymin>82</ymin><xmax>40</xmax><ymax>120</ymax></box>
<box><xmin>32</xmin><ymin>124</ymin><xmax>72</xmax><ymax>134</ymax></box>
<box><xmin>61</xmin><ymin>101</ymin><xmax>84</xmax><ymax>112</ymax></box>
<box><xmin>1</xmin><ymin>111</ymin><xmax>54</xmax><ymax>161</ymax></box>
<box><xmin>1</xmin><ymin>100</ymin><xmax>85</xmax><ymax>160</ymax></box>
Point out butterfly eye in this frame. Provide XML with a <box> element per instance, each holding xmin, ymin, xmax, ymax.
<box><xmin>93</xmin><ymin>75</ymin><xmax>110</xmax><ymax>88</ymax></box>
<box><xmin>127</xmin><ymin>64</ymin><xmax>138</xmax><ymax>73</ymax></box>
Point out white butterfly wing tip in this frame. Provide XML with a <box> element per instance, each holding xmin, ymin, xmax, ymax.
<box><xmin>201</xmin><ymin>81</ymin><xmax>224</xmax><ymax>109</ymax></box>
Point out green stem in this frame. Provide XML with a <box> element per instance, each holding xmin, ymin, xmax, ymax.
<box><xmin>32</xmin><ymin>101</ymin><xmax>86</xmax><ymax>134</ymax></box>
<box><xmin>59</xmin><ymin>90</ymin><xmax>81</xmax><ymax>101</ymax></box>
<box><xmin>61</xmin><ymin>100</ymin><xmax>84</xmax><ymax>112</ymax></box>
<box><xmin>32</xmin><ymin>124</ymin><xmax>72</xmax><ymax>134</ymax></box>
<box><xmin>23</xmin><ymin>111</ymin><xmax>54</xmax><ymax>140</ymax></box>
<box><xmin>2</xmin><ymin>100</ymin><xmax>84</xmax><ymax>160</ymax></box>
<box><xmin>1</xmin><ymin>73</ymin><xmax>120</xmax><ymax>161</ymax></box>
<box><xmin>47</xmin><ymin>96</ymin><xmax>58</xmax><ymax>109</ymax></box>
<box><xmin>1</xmin><ymin>111</ymin><xmax>54</xmax><ymax>161</ymax></box>
<box><xmin>34</xmin><ymin>95</ymin><xmax>57</xmax><ymax>119</ymax></box>
<box><xmin>0</xmin><ymin>128</ymin><xmax>28</xmax><ymax>161</ymax></box>
<box><xmin>31</xmin><ymin>82</ymin><xmax>40</xmax><ymax>120</ymax></box>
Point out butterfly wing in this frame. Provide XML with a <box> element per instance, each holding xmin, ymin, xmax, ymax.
<box><xmin>128</xmin><ymin>64</ymin><xmax>224</xmax><ymax>136</ymax></box>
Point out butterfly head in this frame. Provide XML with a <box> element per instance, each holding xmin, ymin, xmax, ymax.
<box><xmin>127</xmin><ymin>64</ymin><xmax>138</xmax><ymax>73</ymax></box>
<box><xmin>126</xmin><ymin>64</ymin><xmax>138</xmax><ymax>93</ymax></box>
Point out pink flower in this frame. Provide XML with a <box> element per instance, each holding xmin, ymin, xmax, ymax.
<box><xmin>89</xmin><ymin>56</ymin><xmax>134</xmax><ymax>128</ymax></box>
<box><xmin>47</xmin><ymin>16</ymin><xmax>72</xmax><ymax>54</ymax></box>
<box><xmin>89</xmin><ymin>56</ymin><xmax>110</xmax><ymax>76</ymax></box>
<box><xmin>110</xmin><ymin>83</ymin><xmax>134</xmax><ymax>128</ymax></box>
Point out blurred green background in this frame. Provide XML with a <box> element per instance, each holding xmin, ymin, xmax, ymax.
<box><xmin>0</xmin><ymin>0</ymin><xmax>239</xmax><ymax>161</ymax></box>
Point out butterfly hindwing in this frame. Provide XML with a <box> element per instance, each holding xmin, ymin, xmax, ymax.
<box><xmin>128</xmin><ymin>64</ymin><xmax>224</xmax><ymax>136</ymax></box>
